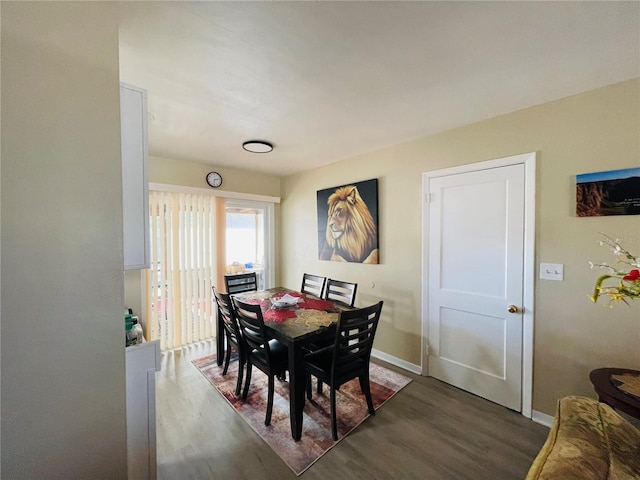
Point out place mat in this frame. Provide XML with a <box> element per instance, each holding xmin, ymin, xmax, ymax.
<box><xmin>240</xmin><ymin>298</ymin><xmax>270</xmax><ymax>307</ymax></box>
<box><xmin>236</xmin><ymin>291</ymin><xmax>332</xmax><ymax>312</ymax></box>
<box><xmin>263</xmin><ymin>308</ymin><xmax>339</xmax><ymax>326</ymax></box>
<box><xmin>272</xmin><ymin>291</ymin><xmax>305</xmax><ymax>299</ymax></box>
<box><xmin>240</xmin><ymin>291</ymin><xmax>274</xmax><ymax>300</ymax></box>
<box><xmin>293</xmin><ymin>309</ymin><xmax>339</xmax><ymax>327</ymax></box>
<box><xmin>611</xmin><ymin>373</ymin><xmax>640</xmax><ymax>400</ymax></box>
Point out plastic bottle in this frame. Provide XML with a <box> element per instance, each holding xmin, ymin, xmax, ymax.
<box><xmin>126</xmin><ymin>321</ymin><xmax>138</xmax><ymax>346</ymax></box>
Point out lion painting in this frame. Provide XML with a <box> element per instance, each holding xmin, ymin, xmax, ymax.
<box><xmin>318</xmin><ymin>182</ymin><xmax>379</xmax><ymax>264</ymax></box>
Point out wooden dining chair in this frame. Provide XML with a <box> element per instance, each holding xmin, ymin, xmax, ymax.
<box><xmin>212</xmin><ymin>286</ymin><xmax>245</xmax><ymax>396</ymax></box>
<box><xmin>232</xmin><ymin>297</ymin><xmax>289</xmax><ymax>426</ymax></box>
<box><xmin>303</xmin><ymin>301</ymin><xmax>384</xmax><ymax>440</ymax></box>
<box><xmin>301</xmin><ymin>273</ymin><xmax>327</xmax><ymax>298</ymax></box>
<box><xmin>307</xmin><ymin>278</ymin><xmax>358</xmax><ymax>389</ymax></box>
<box><xmin>224</xmin><ymin>272</ymin><xmax>258</xmax><ymax>295</ymax></box>
<box><xmin>324</xmin><ymin>278</ymin><xmax>357</xmax><ymax>307</ymax></box>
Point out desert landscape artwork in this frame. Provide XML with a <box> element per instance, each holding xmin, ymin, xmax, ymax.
<box><xmin>317</xmin><ymin>179</ymin><xmax>379</xmax><ymax>264</ymax></box>
<box><xmin>576</xmin><ymin>167</ymin><xmax>640</xmax><ymax>217</ymax></box>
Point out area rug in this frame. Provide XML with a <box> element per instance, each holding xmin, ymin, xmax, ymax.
<box><xmin>192</xmin><ymin>353</ymin><xmax>411</xmax><ymax>475</ymax></box>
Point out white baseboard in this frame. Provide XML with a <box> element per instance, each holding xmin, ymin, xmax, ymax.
<box><xmin>372</xmin><ymin>348</ymin><xmax>422</xmax><ymax>375</ymax></box>
<box><xmin>531</xmin><ymin>410</ymin><xmax>554</xmax><ymax>428</ymax></box>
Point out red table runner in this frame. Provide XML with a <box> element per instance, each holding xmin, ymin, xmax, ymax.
<box><xmin>298</xmin><ymin>298</ymin><xmax>334</xmax><ymax>311</ymax></box>
<box><xmin>237</xmin><ymin>290</ymin><xmax>338</xmax><ymax>323</ymax></box>
<box><xmin>263</xmin><ymin>308</ymin><xmax>297</xmax><ymax>322</ymax></box>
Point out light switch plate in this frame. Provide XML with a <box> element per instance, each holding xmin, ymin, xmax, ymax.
<box><xmin>540</xmin><ymin>263</ymin><xmax>564</xmax><ymax>281</ymax></box>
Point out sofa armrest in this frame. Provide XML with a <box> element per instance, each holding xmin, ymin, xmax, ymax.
<box><xmin>526</xmin><ymin>395</ymin><xmax>640</xmax><ymax>480</ymax></box>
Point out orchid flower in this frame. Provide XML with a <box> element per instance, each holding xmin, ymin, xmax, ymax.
<box><xmin>590</xmin><ymin>233</ymin><xmax>640</xmax><ymax>306</ymax></box>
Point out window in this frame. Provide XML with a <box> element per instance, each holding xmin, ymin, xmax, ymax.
<box><xmin>225</xmin><ymin>199</ymin><xmax>274</xmax><ymax>290</ymax></box>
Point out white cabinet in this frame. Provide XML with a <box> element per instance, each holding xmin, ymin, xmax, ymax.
<box><xmin>120</xmin><ymin>83</ymin><xmax>150</xmax><ymax>269</ymax></box>
<box><xmin>126</xmin><ymin>340</ymin><xmax>161</xmax><ymax>480</ymax></box>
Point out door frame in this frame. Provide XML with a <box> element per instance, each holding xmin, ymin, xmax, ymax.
<box><xmin>421</xmin><ymin>152</ymin><xmax>536</xmax><ymax>418</ymax></box>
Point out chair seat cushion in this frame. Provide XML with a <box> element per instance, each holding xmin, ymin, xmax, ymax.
<box><xmin>249</xmin><ymin>339</ymin><xmax>288</xmax><ymax>371</ymax></box>
<box><xmin>304</xmin><ymin>348</ymin><xmax>365</xmax><ymax>385</ymax></box>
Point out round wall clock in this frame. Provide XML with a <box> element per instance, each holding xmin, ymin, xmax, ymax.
<box><xmin>206</xmin><ymin>171</ymin><xmax>223</xmax><ymax>188</ymax></box>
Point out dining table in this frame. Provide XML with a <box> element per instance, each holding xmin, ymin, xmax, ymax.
<box><xmin>217</xmin><ymin>287</ymin><xmax>350</xmax><ymax>441</ymax></box>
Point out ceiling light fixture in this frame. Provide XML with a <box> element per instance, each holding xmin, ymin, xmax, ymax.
<box><xmin>242</xmin><ymin>140</ymin><xmax>273</xmax><ymax>153</ymax></box>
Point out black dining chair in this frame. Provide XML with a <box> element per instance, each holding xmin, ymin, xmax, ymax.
<box><xmin>213</xmin><ymin>286</ymin><xmax>245</xmax><ymax>396</ymax></box>
<box><xmin>232</xmin><ymin>297</ymin><xmax>289</xmax><ymax>426</ymax></box>
<box><xmin>301</xmin><ymin>273</ymin><xmax>327</xmax><ymax>298</ymax></box>
<box><xmin>224</xmin><ymin>272</ymin><xmax>258</xmax><ymax>295</ymax></box>
<box><xmin>307</xmin><ymin>278</ymin><xmax>358</xmax><ymax>392</ymax></box>
<box><xmin>303</xmin><ymin>301</ymin><xmax>383</xmax><ymax>440</ymax></box>
<box><xmin>324</xmin><ymin>278</ymin><xmax>357</xmax><ymax>307</ymax></box>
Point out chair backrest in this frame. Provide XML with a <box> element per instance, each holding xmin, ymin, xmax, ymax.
<box><xmin>324</xmin><ymin>278</ymin><xmax>357</xmax><ymax>307</ymax></box>
<box><xmin>213</xmin><ymin>286</ymin><xmax>242</xmax><ymax>346</ymax></box>
<box><xmin>232</xmin><ymin>298</ymin><xmax>276</xmax><ymax>365</ymax></box>
<box><xmin>300</xmin><ymin>273</ymin><xmax>327</xmax><ymax>298</ymax></box>
<box><xmin>331</xmin><ymin>301</ymin><xmax>383</xmax><ymax>385</ymax></box>
<box><xmin>224</xmin><ymin>272</ymin><xmax>258</xmax><ymax>295</ymax></box>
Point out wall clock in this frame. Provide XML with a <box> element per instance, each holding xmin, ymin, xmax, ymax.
<box><xmin>206</xmin><ymin>171</ymin><xmax>223</xmax><ymax>188</ymax></box>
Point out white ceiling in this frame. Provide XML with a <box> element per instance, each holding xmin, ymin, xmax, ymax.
<box><xmin>118</xmin><ymin>1</ymin><xmax>640</xmax><ymax>177</ymax></box>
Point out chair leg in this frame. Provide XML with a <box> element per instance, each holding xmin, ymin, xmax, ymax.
<box><xmin>265</xmin><ymin>374</ymin><xmax>275</xmax><ymax>426</ymax></box>
<box><xmin>222</xmin><ymin>338</ymin><xmax>232</xmax><ymax>375</ymax></box>
<box><xmin>306</xmin><ymin>374</ymin><xmax>312</xmax><ymax>400</ymax></box>
<box><xmin>330</xmin><ymin>386</ymin><xmax>338</xmax><ymax>441</ymax></box>
<box><xmin>317</xmin><ymin>380</ymin><xmax>323</xmax><ymax>395</ymax></box>
<box><xmin>359</xmin><ymin>373</ymin><xmax>375</xmax><ymax>415</ymax></box>
<box><xmin>235</xmin><ymin>357</ymin><xmax>244</xmax><ymax>396</ymax></box>
<box><xmin>242</xmin><ymin>362</ymin><xmax>252</xmax><ymax>400</ymax></box>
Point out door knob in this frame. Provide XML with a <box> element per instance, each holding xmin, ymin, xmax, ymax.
<box><xmin>507</xmin><ymin>305</ymin><xmax>520</xmax><ymax>313</ymax></box>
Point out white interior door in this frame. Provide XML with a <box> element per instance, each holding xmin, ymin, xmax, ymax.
<box><xmin>427</xmin><ymin>163</ymin><xmax>525</xmax><ymax>411</ymax></box>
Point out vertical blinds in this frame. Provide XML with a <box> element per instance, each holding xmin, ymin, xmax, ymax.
<box><xmin>145</xmin><ymin>191</ymin><xmax>222</xmax><ymax>350</ymax></box>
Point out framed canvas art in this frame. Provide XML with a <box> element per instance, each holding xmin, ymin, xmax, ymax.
<box><xmin>576</xmin><ymin>167</ymin><xmax>640</xmax><ymax>217</ymax></box>
<box><xmin>317</xmin><ymin>178</ymin><xmax>379</xmax><ymax>264</ymax></box>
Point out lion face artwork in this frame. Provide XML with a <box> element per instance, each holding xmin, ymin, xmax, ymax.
<box><xmin>317</xmin><ymin>179</ymin><xmax>379</xmax><ymax>264</ymax></box>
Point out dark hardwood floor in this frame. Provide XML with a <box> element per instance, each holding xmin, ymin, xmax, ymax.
<box><xmin>156</xmin><ymin>340</ymin><xmax>549</xmax><ymax>480</ymax></box>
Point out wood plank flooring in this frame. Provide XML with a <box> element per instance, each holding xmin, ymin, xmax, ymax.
<box><xmin>156</xmin><ymin>340</ymin><xmax>549</xmax><ymax>480</ymax></box>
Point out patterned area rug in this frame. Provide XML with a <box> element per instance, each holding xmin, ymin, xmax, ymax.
<box><xmin>192</xmin><ymin>353</ymin><xmax>411</xmax><ymax>475</ymax></box>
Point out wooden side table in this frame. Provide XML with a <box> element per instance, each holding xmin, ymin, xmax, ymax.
<box><xmin>589</xmin><ymin>367</ymin><xmax>640</xmax><ymax>420</ymax></box>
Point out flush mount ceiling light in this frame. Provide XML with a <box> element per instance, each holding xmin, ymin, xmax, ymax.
<box><xmin>242</xmin><ymin>140</ymin><xmax>273</xmax><ymax>153</ymax></box>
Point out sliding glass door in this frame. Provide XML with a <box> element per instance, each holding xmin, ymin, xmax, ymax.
<box><xmin>225</xmin><ymin>199</ymin><xmax>274</xmax><ymax>290</ymax></box>
<box><xmin>145</xmin><ymin>191</ymin><xmax>275</xmax><ymax>350</ymax></box>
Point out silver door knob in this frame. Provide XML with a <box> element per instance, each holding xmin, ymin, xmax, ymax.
<box><xmin>507</xmin><ymin>305</ymin><xmax>520</xmax><ymax>313</ymax></box>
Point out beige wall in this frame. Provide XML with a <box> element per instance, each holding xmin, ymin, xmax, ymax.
<box><xmin>280</xmin><ymin>79</ymin><xmax>640</xmax><ymax>416</ymax></box>
<box><xmin>150</xmin><ymin>154</ymin><xmax>281</xmax><ymax>198</ymax></box>
<box><xmin>1</xmin><ymin>2</ymin><xmax>127</xmax><ymax>478</ymax></box>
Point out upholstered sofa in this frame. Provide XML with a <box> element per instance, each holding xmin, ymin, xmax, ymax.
<box><xmin>526</xmin><ymin>396</ymin><xmax>640</xmax><ymax>479</ymax></box>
